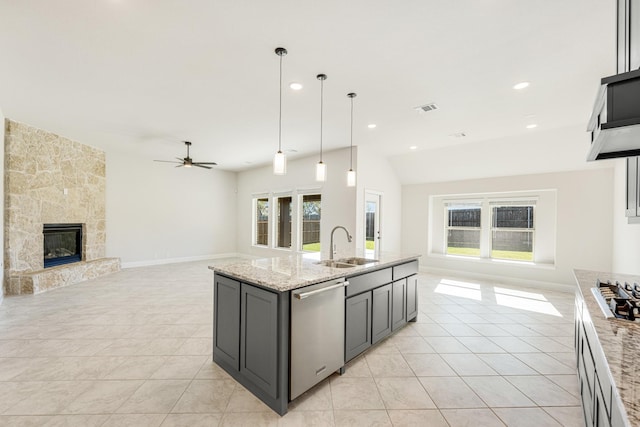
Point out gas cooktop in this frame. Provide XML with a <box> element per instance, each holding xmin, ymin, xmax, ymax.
<box><xmin>591</xmin><ymin>279</ymin><xmax>640</xmax><ymax>321</ymax></box>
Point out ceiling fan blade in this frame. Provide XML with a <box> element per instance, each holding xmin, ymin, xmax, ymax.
<box><xmin>154</xmin><ymin>160</ymin><xmax>182</xmax><ymax>164</ymax></box>
<box><xmin>175</xmin><ymin>164</ymin><xmax>184</xmax><ymax>168</ymax></box>
<box><xmin>193</xmin><ymin>164</ymin><xmax>213</xmax><ymax>170</ymax></box>
<box><xmin>176</xmin><ymin>157</ymin><xmax>186</xmax><ymax>161</ymax></box>
<box><xmin>194</xmin><ymin>162</ymin><xmax>217</xmax><ymax>166</ymax></box>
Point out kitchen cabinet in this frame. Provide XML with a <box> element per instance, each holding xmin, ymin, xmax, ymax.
<box><xmin>213</xmin><ymin>273</ymin><xmax>289</xmax><ymax>415</ymax></box>
<box><xmin>391</xmin><ymin>279</ymin><xmax>407</xmax><ymax>331</ymax></box>
<box><xmin>345</xmin><ymin>291</ymin><xmax>372</xmax><ymax>361</ymax></box>
<box><xmin>625</xmin><ymin>156</ymin><xmax>640</xmax><ymax>218</ymax></box>
<box><xmin>617</xmin><ymin>0</ymin><xmax>640</xmax><ymax>73</ymax></box>
<box><xmin>406</xmin><ymin>275</ymin><xmax>418</xmax><ymax>321</ymax></box>
<box><xmin>212</xmin><ymin>255</ymin><xmax>420</xmax><ymax>415</ymax></box>
<box><xmin>240</xmin><ymin>283</ymin><xmax>278</xmax><ymax>398</ymax></box>
<box><xmin>371</xmin><ymin>284</ymin><xmax>392</xmax><ymax>344</ymax></box>
<box><xmin>345</xmin><ymin>261</ymin><xmax>419</xmax><ymax>362</ymax></box>
<box><xmin>213</xmin><ymin>274</ymin><xmax>240</xmax><ymax>369</ymax></box>
<box><xmin>575</xmin><ymin>291</ymin><xmax>629</xmax><ymax>427</ymax></box>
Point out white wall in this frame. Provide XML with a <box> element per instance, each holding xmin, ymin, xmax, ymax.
<box><xmin>105</xmin><ymin>148</ymin><xmax>238</xmax><ymax>267</ymax></box>
<box><xmin>0</xmin><ymin>110</ymin><xmax>4</xmax><ymax>303</ymax></box>
<box><xmin>402</xmin><ymin>168</ymin><xmax>614</xmax><ymax>286</ymax></box>
<box><xmin>612</xmin><ymin>158</ymin><xmax>640</xmax><ymax>274</ymax></box>
<box><xmin>236</xmin><ymin>148</ymin><xmax>357</xmax><ymax>260</ymax></box>
<box><xmin>356</xmin><ymin>145</ymin><xmax>403</xmax><ymax>254</ymax></box>
<box><xmin>389</xmin><ymin>124</ymin><xmax>611</xmax><ymax>185</ymax></box>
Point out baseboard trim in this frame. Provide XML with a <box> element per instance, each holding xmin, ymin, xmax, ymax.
<box><xmin>420</xmin><ymin>265</ymin><xmax>574</xmax><ymax>293</ymax></box>
<box><xmin>121</xmin><ymin>253</ymin><xmax>246</xmax><ymax>269</ymax></box>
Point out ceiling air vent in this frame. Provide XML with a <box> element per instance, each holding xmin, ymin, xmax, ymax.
<box><xmin>415</xmin><ymin>103</ymin><xmax>439</xmax><ymax>112</ymax></box>
<box><xmin>449</xmin><ymin>132</ymin><xmax>467</xmax><ymax>138</ymax></box>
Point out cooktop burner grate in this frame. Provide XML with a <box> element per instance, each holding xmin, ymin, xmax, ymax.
<box><xmin>593</xmin><ymin>279</ymin><xmax>640</xmax><ymax>321</ymax></box>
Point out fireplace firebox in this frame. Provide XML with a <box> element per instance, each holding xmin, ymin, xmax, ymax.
<box><xmin>43</xmin><ymin>224</ymin><xmax>83</xmax><ymax>268</ymax></box>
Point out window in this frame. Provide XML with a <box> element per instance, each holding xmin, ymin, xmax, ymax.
<box><xmin>300</xmin><ymin>194</ymin><xmax>321</xmax><ymax>252</ymax></box>
<box><xmin>275</xmin><ymin>196</ymin><xmax>292</xmax><ymax>249</ymax></box>
<box><xmin>491</xmin><ymin>203</ymin><xmax>534</xmax><ymax>261</ymax></box>
<box><xmin>254</xmin><ymin>197</ymin><xmax>269</xmax><ymax>246</ymax></box>
<box><xmin>445</xmin><ymin>202</ymin><xmax>481</xmax><ymax>257</ymax></box>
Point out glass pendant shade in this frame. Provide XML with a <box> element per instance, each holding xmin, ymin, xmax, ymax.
<box><xmin>316</xmin><ymin>161</ymin><xmax>327</xmax><ymax>182</ymax></box>
<box><xmin>273</xmin><ymin>151</ymin><xmax>286</xmax><ymax>175</ymax></box>
<box><xmin>347</xmin><ymin>169</ymin><xmax>356</xmax><ymax>187</ymax></box>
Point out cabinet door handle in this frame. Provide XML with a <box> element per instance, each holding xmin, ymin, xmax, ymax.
<box><xmin>294</xmin><ymin>281</ymin><xmax>347</xmax><ymax>299</ymax></box>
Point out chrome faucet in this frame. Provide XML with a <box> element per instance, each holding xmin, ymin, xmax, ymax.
<box><xmin>330</xmin><ymin>226</ymin><xmax>353</xmax><ymax>260</ymax></box>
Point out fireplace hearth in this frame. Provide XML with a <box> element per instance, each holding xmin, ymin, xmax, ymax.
<box><xmin>43</xmin><ymin>224</ymin><xmax>83</xmax><ymax>268</ymax></box>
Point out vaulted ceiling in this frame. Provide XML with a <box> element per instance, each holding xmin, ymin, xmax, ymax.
<box><xmin>0</xmin><ymin>0</ymin><xmax>616</xmax><ymax>180</ymax></box>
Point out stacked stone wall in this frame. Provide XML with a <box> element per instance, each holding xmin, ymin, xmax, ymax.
<box><xmin>4</xmin><ymin>120</ymin><xmax>111</xmax><ymax>294</ymax></box>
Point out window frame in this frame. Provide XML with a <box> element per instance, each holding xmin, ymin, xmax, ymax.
<box><xmin>252</xmin><ymin>195</ymin><xmax>270</xmax><ymax>248</ymax></box>
<box><xmin>444</xmin><ymin>201</ymin><xmax>482</xmax><ymax>257</ymax></box>
<box><xmin>489</xmin><ymin>202</ymin><xmax>536</xmax><ymax>262</ymax></box>
<box><xmin>298</xmin><ymin>193</ymin><xmax>322</xmax><ymax>253</ymax></box>
<box><xmin>441</xmin><ymin>197</ymin><xmax>538</xmax><ymax>263</ymax></box>
<box><xmin>273</xmin><ymin>193</ymin><xmax>294</xmax><ymax>250</ymax></box>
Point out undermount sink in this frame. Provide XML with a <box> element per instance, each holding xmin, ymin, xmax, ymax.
<box><xmin>316</xmin><ymin>260</ymin><xmax>356</xmax><ymax>268</ymax></box>
<box><xmin>337</xmin><ymin>257</ymin><xmax>379</xmax><ymax>265</ymax></box>
<box><xmin>316</xmin><ymin>257</ymin><xmax>379</xmax><ymax>268</ymax></box>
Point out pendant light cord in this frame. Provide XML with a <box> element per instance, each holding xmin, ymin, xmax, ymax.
<box><xmin>320</xmin><ymin>78</ymin><xmax>324</xmax><ymax>162</ymax></box>
<box><xmin>349</xmin><ymin>95</ymin><xmax>354</xmax><ymax>169</ymax></box>
<box><xmin>278</xmin><ymin>53</ymin><xmax>283</xmax><ymax>153</ymax></box>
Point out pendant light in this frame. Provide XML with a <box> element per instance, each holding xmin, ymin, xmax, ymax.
<box><xmin>347</xmin><ymin>92</ymin><xmax>357</xmax><ymax>187</ymax></box>
<box><xmin>315</xmin><ymin>74</ymin><xmax>327</xmax><ymax>182</ymax></box>
<box><xmin>273</xmin><ymin>47</ymin><xmax>287</xmax><ymax>175</ymax></box>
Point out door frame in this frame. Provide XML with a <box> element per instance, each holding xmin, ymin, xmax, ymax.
<box><xmin>364</xmin><ymin>190</ymin><xmax>383</xmax><ymax>258</ymax></box>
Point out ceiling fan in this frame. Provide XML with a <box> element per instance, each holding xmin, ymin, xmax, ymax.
<box><xmin>154</xmin><ymin>141</ymin><xmax>217</xmax><ymax>169</ymax></box>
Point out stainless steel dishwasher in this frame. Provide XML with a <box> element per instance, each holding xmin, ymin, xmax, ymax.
<box><xmin>290</xmin><ymin>277</ymin><xmax>347</xmax><ymax>400</ymax></box>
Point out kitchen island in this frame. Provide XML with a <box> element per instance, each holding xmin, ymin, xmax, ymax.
<box><xmin>210</xmin><ymin>253</ymin><xmax>420</xmax><ymax>415</ymax></box>
<box><xmin>574</xmin><ymin>269</ymin><xmax>639</xmax><ymax>427</ymax></box>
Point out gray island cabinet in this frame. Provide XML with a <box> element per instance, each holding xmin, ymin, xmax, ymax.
<box><xmin>211</xmin><ymin>254</ymin><xmax>419</xmax><ymax>415</ymax></box>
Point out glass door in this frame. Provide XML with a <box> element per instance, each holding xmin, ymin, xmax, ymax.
<box><xmin>364</xmin><ymin>191</ymin><xmax>382</xmax><ymax>258</ymax></box>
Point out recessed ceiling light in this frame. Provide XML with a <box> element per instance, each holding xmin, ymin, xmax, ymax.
<box><xmin>368</xmin><ymin>124</ymin><xmax>377</xmax><ymax>129</ymax></box>
<box><xmin>513</xmin><ymin>81</ymin><xmax>530</xmax><ymax>90</ymax></box>
<box><xmin>409</xmin><ymin>146</ymin><xmax>418</xmax><ymax>150</ymax></box>
<box><xmin>526</xmin><ymin>124</ymin><xmax>538</xmax><ymax>129</ymax></box>
<box><xmin>289</xmin><ymin>82</ymin><xmax>303</xmax><ymax>90</ymax></box>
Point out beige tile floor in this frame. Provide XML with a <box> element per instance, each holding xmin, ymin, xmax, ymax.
<box><xmin>0</xmin><ymin>259</ymin><xmax>584</xmax><ymax>426</ymax></box>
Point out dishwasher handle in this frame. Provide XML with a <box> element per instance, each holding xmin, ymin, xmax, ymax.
<box><xmin>293</xmin><ymin>281</ymin><xmax>349</xmax><ymax>300</ymax></box>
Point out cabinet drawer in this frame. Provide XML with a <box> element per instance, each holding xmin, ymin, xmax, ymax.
<box><xmin>392</xmin><ymin>260</ymin><xmax>418</xmax><ymax>280</ymax></box>
<box><xmin>346</xmin><ymin>268</ymin><xmax>392</xmax><ymax>297</ymax></box>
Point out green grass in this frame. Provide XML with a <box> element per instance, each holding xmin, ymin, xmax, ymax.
<box><xmin>366</xmin><ymin>240</ymin><xmax>375</xmax><ymax>250</ymax></box>
<box><xmin>491</xmin><ymin>250</ymin><xmax>533</xmax><ymax>261</ymax></box>
<box><xmin>446</xmin><ymin>247</ymin><xmax>481</xmax><ymax>256</ymax></box>
<box><xmin>303</xmin><ymin>242</ymin><xmax>321</xmax><ymax>252</ymax></box>
<box><xmin>447</xmin><ymin>247</ymin><xmax>533</xmax><ymax>261</ymax></box>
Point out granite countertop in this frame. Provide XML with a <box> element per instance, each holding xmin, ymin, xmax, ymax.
<box><xmin>209</xmin><ymin>253</ymin><xmax>420</xmax><ymax>292</ymax></box>
<box><xmin>573</xmin><ymin>269</ymin><xmax>640</xmax><ymax>426</ymax></box>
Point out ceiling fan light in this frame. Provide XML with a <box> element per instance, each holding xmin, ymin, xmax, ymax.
<box><xmin>347</xmin><ymin>169</ymin><xmax>356</xmax><ymax>187</ymax></box>
<box><xmin>316</xmin><ymin>161</ymin><xmax>327</xmax><ymax>182</ymax></box>
<box><xmin>273</xmin><ymin>151</ymin><xmax>286</xmax><ymax>175</ymax></box>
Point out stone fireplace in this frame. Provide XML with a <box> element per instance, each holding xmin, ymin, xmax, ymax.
<box><xmin>4</xmin><ymin>120</ymin><xmax>120</xmax><ymax>295</ymax></box>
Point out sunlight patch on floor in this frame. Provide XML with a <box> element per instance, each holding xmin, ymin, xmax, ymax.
<box><xmin>494</xmin><ymin>287</ymin><xmax>563</xmax><ymax>317</ymax></box>
<box><xmin>434</xmin><ymin>279</ymin><xmax>482</xmax><ymax>301</ymax></box>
